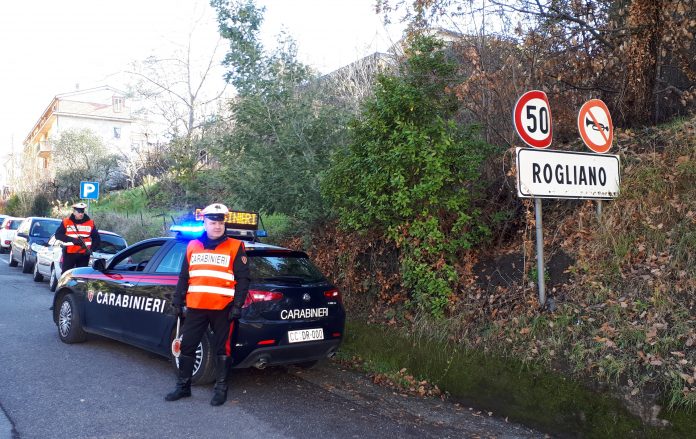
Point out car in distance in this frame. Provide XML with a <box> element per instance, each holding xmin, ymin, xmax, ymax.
<box><xmin>0</xmin><ymin>217</ymin><xmax>23</xmax><ymax>253</ymax></box>
<box><xmin>51</xmin><ymin>212</ymin><xmax>345</xmax><ymax>384</ymax></box>
<box><xmin>34</xmin><ymin>230</ymin><xmax>128</xmax><ymax>291</ymax></box>
<box><xmin>9</xmin><ymin>217</ymin><xmax>61</xmax><ymax>273</ymax></box>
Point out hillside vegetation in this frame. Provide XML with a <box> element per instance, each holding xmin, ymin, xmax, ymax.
<box><xmin>305</xmin><ymin>115</ymin><xmax>696</xmax><ymax>432</ymax></box>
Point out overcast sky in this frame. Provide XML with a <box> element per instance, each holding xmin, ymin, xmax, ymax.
<box><xmin>0</xmin><ymin>0</ymin><xmax>404</xmax><ymax>157</ymax></box>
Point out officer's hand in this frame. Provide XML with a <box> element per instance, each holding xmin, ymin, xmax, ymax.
<box><xmin>228</xmin><ymin>306</ymin><xmax>242</xmax><ymax>321</ymax></box>
<box><xmin>172</xmin><ymin>304</ymin><xmax>184</xmax><ymax>318</ymax></box>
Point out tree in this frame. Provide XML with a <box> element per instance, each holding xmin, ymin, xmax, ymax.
<box><xmin>211</xmin><ymin>0</ymin><xmax>352</xmax><ymax>225</ymax></box>
<box><xmin>52</xmin><ymin>129</ymin><xmax>120</xmax><ymax>201</ymax></box>
<box><xmin>377</xmin><ymin>0</ymin><xmax>696</xmax><ymax>126</ymax></box>
<box><xmin>323</xmin><ymin>35</ymin><xmax>497</xmax><ymax>317</ymax></box>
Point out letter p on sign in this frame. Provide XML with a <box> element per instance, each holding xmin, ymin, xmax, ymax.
<box><xmin>80</xmin><ymin>181</ymin><xmax>100</xmax><ymax>200</ymax></box>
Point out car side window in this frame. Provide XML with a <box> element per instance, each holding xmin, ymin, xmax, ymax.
<box><xmin>110</xmin><ymin>242</ymin><xmax>164</xmax><ymax>272</ymax></box>
<box><xmin>17</xmin><ymin>220</ymin><xmax>30</xmax><ymax>235</ymax></box>
<box><xmin>153</xmin><ymin>241</ymin><xmax>187</xmax><ymax>273</ymax></box>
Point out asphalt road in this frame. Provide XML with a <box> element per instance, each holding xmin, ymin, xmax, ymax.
<box><xmin>0</xmin><ymin>255</ymin><xmax>544</xmax><ymax>439</ymax></box>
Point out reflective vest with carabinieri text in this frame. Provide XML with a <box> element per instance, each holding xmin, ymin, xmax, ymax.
<box><xmin>63</xmin><ymin>218</ymin><xmax>94</xmax><ymax>254</ymax></box>
<box><xmin>185</xmin><ymin>238</ymin><xmax>243</xmax><ymax>310</ymax></box>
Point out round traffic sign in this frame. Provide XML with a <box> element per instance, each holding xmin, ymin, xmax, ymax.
<box><xmin>577</xmin><ymin>99</ymin><xmax>613</xmax><ymax>153</ymax></box>
<box><xmin>513</xmin><ymin>90</ymin><xmax>553</xmax><ymax>148</ymax></box>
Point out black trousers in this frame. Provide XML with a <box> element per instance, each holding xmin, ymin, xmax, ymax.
<box><xmin>180</xmin><ymin>307</ymin><xmax>236</xmax><ymax>357</ymax></box>
<box><xmin>62</xmin><ymin>252</ymin><xmax>90</xmax><ymax>272</ymax></box>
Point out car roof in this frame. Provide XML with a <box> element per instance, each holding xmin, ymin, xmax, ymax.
<box><xmin>166</xmin><ymin>236</ymin><xmax>289</xmax><ymax>251</ymax></box>
<box><xmin>24</xmin><ymin>217</ymin><xmax>61</xmax><ymax>222</ymax></box>
<box><xmin>98</xmin><ymin>230</ymin><xmax>123</xmax><ymax>237</ymax></box>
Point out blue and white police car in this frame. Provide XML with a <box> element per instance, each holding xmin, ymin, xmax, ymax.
<box><xmin>51</xmin><ymin>211</ymin><xmax>345</xmax><ymax>384</ymax></box>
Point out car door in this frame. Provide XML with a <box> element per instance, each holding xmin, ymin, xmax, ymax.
<box><xmin>12</xmin><ymin>219</ymin><xmax>30</xmax><ymax>262</ymax></box>
<box><xmin>131</xmin><ymin>239</ymin><xmax>187</xmax><ymax>352</ymax></box>
<box><xmin>83</xmin><ymin>239</ymin><xmax>167</xmax><ymax>343</ymax></box>
<box><xmin>35</xmin><ymin>235</ymin><xmax>58</xmax><ymax>277</ymax></box>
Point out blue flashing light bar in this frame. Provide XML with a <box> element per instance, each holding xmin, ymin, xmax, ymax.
<box><xmin>170</xmin><ymin>222</ymin><xmax>204</xmax><ymax>238</ymax></box>
<box><xmin>256</xmin><ymin>230</ymin><xmax>268</xmax><ymax>238</ymax></box>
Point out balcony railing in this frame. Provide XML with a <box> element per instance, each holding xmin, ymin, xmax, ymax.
<box><xmin>38</xmin><ymin>141</ymin><xmax>52</xmax><ymax>157</ymax></box>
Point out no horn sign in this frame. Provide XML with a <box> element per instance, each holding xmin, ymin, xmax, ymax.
<box><xmin>578</xmin><ymin>99</ymin><xmax>614</xmax><ymax>153</ymax></box>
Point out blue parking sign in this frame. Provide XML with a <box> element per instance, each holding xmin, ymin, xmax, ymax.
<box><xmin>80</xmin><ymin>181</ymin><xmax>100</xmax><ymax>200</ymax></box>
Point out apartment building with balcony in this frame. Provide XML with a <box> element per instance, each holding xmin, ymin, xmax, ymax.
<box><xmin>21</xmin><ymin>85</ymin><xmax>136</xmax><ymax>189</ymax></box>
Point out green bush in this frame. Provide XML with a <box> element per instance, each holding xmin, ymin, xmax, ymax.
<box><xmin>323</xmin><ymin>35</ymin><xmax>497</xmax><ymax>317</ymax></box>
<box><xmin>30</xmin><ymin>193</ymin><xmax>52</xmax><ymax>217</ymax></box>
<box><xmin>5</xmin><ymin>194</ymin><xmax>23</xmax><ymax>217</ymax></box>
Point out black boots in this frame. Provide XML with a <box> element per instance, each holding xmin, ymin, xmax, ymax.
<box><xmin>165</xmin><ymin>355</ymin><xmax>194</xmax><ymax>401</ymax></box>
<box><xmin>210</xmin><ymin>355</ymin><xmax>230</xmax><ymax>406</ymax></box>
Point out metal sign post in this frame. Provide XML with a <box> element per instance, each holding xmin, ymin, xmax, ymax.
<box><xmin>534</xmin><ymin>198</ymin><xmax>546</xmax><ymax>307</ymax></box>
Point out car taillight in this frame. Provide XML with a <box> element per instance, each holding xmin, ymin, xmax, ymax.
<box><xmin>324</xmin><ymin>289</ymin><xmax>341</xmax><ymax>301</ymax></box>
<box><xmin>242</xmin><ymin>290</ymin><xmax>284</xmax><ymax>308</ymax></box>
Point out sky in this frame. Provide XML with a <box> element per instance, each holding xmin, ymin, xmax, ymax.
<box><xmin>0</xmin><ymin>0</ymin><xmax>405</xmax><ymax>158</ymax></box>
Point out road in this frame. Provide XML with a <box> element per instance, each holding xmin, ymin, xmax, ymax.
<box><xmin>0</xmin><ymin>255</ymin><xmax>544</xmax><ymax>439</ymax></box>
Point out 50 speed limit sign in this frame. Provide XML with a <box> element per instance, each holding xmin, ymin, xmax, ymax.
<box><xmin>513</xmin><ymin>90</ymin><xmax>553</xmax><ymax>149</ymax></box>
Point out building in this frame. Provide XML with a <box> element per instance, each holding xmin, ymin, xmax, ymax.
<box><xmin>21</xmin><ymin>85</ymin><xmax>136</xmax><ymax>189</ymax></box>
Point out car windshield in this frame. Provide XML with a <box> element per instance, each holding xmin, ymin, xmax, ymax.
<box><xmin>98</xmin><ymin>233</ymin><xmax>127</xmax><ymax>254</ymax></box>
<box><xmin>249</xmin><ymin>253</ymin><xmax>327</xmax><ymax>284</ymax></box>
<box><xmin>30</xmin><ymin>221</ymin><xmax>60</xmax><ymax>238</ymax></box>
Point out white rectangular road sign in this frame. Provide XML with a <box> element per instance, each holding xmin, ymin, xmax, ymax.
<box><xmin>516</xmin><ymin>148</ymin><xmax>620</xmax><ymax>199</ymax></box>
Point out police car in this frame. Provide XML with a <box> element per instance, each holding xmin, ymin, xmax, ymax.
<box><xmin>51</xmin><ymin>211</ymin><xmax>345</xmax><ymax>384</ymax></box>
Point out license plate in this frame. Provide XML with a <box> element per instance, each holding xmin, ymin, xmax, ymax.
<box><xmin>288</xmin><ymin>328</ymin><xmax>324</xmax><ymax>344</ymax></box>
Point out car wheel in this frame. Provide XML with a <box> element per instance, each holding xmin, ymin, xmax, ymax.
<box><xmin>32</xmin><ymin>261</ymin><xmax>44</xmax><ymax>282</ymax></box>
<box><xmin>172</xmin><ymin>329</ymin><xmax>216</xmax><ymax>385</ymax></box>
<box><xmin>49</xmin><ymin>266</ymin><xmax>58</xmax><ymax>292</ymax></box>
<box><xmin>8</xmin><ymin>248</ymin><xmax>18</xmax><ymax>267</ymax></box>
<box><xmin>21</xmin><ymin>252</ymin><xmax>32</xmax><ymax>274</ymax></box>
<box><xmin>57</xmin><ymin>294</ymin><xmax>87</xmax><ymax>343</ymax></box>
<box><xmin>294</xmin><ymin>360</ymin><xmax>319</xmax><ymax>369</ymax></box>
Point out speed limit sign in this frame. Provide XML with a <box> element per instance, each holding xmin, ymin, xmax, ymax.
<box><xmin>513</xmin><ymin>90</ymin><xmax>553</xmax><ymax>148</ymax></box>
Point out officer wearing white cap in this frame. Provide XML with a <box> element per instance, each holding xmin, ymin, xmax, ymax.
<box><xmin>165</xmin><ymin>203</ymin><xmax>250</xmax><ymax>406</ymax></box>
<box><xmin>55</xmin><ymin>202</ymin><xmax>101</xmax><ymax>271</ymax></box>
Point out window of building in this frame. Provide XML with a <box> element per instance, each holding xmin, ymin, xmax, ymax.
<box><xmin>113</xmin><ymin>127</ymin><xmax>121</xmax><ymax>139</ymax></box>
<box><xmin>113</xmin><ymin>96</ymin><xmax>124</xmax><ymax>113</ymax></box>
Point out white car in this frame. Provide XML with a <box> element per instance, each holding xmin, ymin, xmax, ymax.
<box><xmin>33</xmin><ymin>230</ymin><xmax>128</xmax><ymax>291</ymax></box>
<box><xmin>0</xmin><ymin>217</ymin><xmax>23</xmax><ymax>253</ymax></box>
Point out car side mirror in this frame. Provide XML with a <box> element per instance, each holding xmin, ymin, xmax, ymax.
<box><xmin>17</xmin><ymin>232</ymin><xmax>28</xmax><ymax>238</ymax></box>
<box><xmin>92</xmin><ymin>258</ymin><xmax>107</xmax><ymax>271</ymax></box>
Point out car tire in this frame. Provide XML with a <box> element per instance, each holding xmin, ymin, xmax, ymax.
<box><xmin>8</xmin><ymin>248</ymin><xmax>18</xmax><ymax>267</ymax></box>
<box><xmin>57</xmin><ymin>294</ymin><xmax>87</xmax><ymax>343</ymax></box>
<box><xmin>49</xmin><ymin>266</ymin><xmax>58</xmax><ymax>292</ymax></box>
<box><xmin>21</xmin><ymin>252</ymin><xmax>32</xmax><ymax>274</ymax></box>
<box><xmin>32</xmin><ymin>261</ymin><xmax>44</xmax><ymax>282</ymax></box>
<box><xmin>172</xmin><ymin>329</ymin><xmax>216</xmax><ymax>385</ymax></box>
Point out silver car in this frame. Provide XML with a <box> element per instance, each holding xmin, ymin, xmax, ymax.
<box><xmin>33</xmin><ymin>230</ymin><xmax>128</xmax><ymax>291</ymax></box>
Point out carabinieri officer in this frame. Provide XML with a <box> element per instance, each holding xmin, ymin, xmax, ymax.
<box><xmin>165</xmin><ymin>203</ymin><xmax>250</xmax><ymax>406</ymax></box>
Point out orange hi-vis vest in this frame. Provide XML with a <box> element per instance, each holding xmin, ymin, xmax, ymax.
<box><xmin>185</xmin><ymin>238</ymin><xmax>243</xmax><ymax>310</ymax></box>
<box><xmin>63</xmin><ymin>218</ymin><xmax>95</xmax><ymax>254</ymax></box>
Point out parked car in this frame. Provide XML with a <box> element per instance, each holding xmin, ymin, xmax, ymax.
<box><xmin>34</xmin><ymin>230</ymin><xmax>128</xmax><ymax>291</ymax></box>
<box><xmin>9</xmin><ymin>217</ymin><xmax>62</xmax><ymax>273</ymax></box>
<box><xmin>52</xmin><ymin>213</ymin><xmax>344</xmax><ymax>384</ymax></box>
<box><xmin>0</xmin><ymin>217</ymin><xmax>23</xmax><ymax>253</ymax></box>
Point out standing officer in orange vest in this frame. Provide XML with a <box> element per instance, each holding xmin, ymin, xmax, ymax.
<box><xmin>165</xmin><ymin>203</ymin><xmax>250</xmax><ymax>406</ymax></box>
<box><xmin>54</xmin><ymin>202</ymin><xmax>101</xmax><ymax>272</ymax></box>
